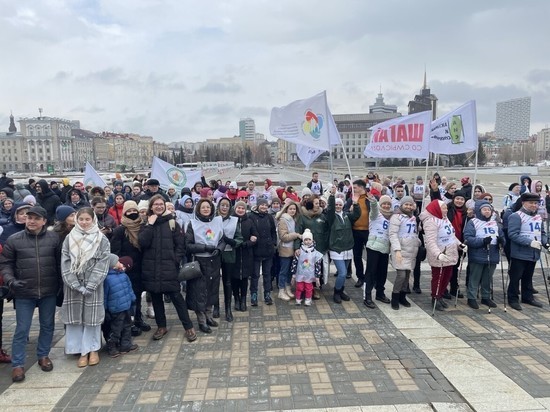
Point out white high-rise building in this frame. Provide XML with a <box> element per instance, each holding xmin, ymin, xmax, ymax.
<box><xmin>239</xmin><ymin>118</ymin><xmax>256</xmax><ymax>141</ymax></box>
<box><xmin>495</xmin><ymin>97</ymin><xmax>531</xmax><ymax>140</ymax></box>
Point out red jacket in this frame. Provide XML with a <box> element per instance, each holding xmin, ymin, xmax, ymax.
<box><xmin>108</xmin><ymin>203</ymin><xmax>124</xmax><ymax>226</ymax></box>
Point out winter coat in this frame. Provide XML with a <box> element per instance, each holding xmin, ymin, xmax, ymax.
<box><xmin>104</xmin><ymin>269</ymin><xmax>136</xmax><ymax>313</ymax></box>
<box><xmin>96</xmin><ymin>211</ymin><xmax>117</xmax><ymax>239</ymax></box>
<box><xmin>508</xmin><ymin>208</ymin><xmax>547</xmax><ymax>262</ymax></box>
<box><xmin>64</xmin><ymin>189</ymin><xmax>90</xmax><ymax>211</ymax></box>
<box><xmin>138</xmin><ymin>189</ymin><xmax>170</xmax><ymax>202</ymax></box>
<box><xmin>36</xmin><ymin>180</ymin><xmax>62</xmax><ymax>225</ymax></box>
<box><xmin>366</xmin><ymin>200</ymin><xmax>392</xmax><ymax>254</ymax></box>
<box><xmin>530</xmin><ymin>180</ymin><xmax>548</xmax><ymax>220</ymax></box>
<box><xmin>220</xmin><ymin>215</ymin><xmax>243</xmax><ymax>264</ymax></box>
<box><xmin>138</xmin><ymin>214</ymin><xmax>185</xmax><ymax>293</ymax></box>
<box><xmin>420</xmin><ymin>202</ymin><xmax>460</xmax><ymax>268</ymax></box>
<box><xmin>60</xmin><ymin>235</ymin><xmax>111</xmax><ymax>326</ymax></box>
<box><xmin>0</xmin><ymin>227</ymin><xmax>60</xmax><ymax>299</ymax></box>
<box><xmin>519</xmin><ymin>175</ymin><xmax>532</xmax><ymax>194</ymax></box>
<box><xmin>299</xmin><ymin>206</ymin><xmax>329</xmax><ymax>254</ymax></box>
<box><xmin>13</xmin><ymin>184</ymin><xmax>32</xmax><ymax>202</ymax></box>
<box><xmin>389</xmin><ymin>212</ymin><xmax>421</xmax><ymax>270</ymax></box>
<box><xmin>249</xmin><ymin>208</ymin><xmax>277</xmax><ymax>258</ymax></box>
<box><xmin>327</xmin><ymin>195</ymin><xmax>361</xmax><ymax>253</ymax></box>
<box><xmin>108</xmin><ymin>203</ymin><xmax>124</xmax><ymax>226</ymax></box>
<box><xmin>464</xmin><ymin>204</ymin><xmax>504</xmax><ymax>265</ymax></box>
<box><xmin>0</xmin><ymin>205</ymin><xmax>11</xmax><ymax>226</ymax></box>
<box><xmin>277</xmin><ymin>213</ymin><xmax>302</xmax><ymax>257</ymax></box>
<box><xmin>185</xmin><ymin>213</ymin><xmax>226</xmax><ymax>312</ymax></box>
<box><xmin>230</xmin><ymin>212</ymin><xmax>257</xmax><ymax>280</ymax></box>
<box><xmin>111</xmin><ymin>223</ymin><xmax>143</xmax><ymax>282</ymax></box>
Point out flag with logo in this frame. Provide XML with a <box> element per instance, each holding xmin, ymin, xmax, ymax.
<box><xmin>84</xmin><ymin>162</ymin><xmax>106</xmax><ymax>188</ymax></box>
<box><xmin>429</xmin><ymin>100</ymin><xmax>478</xmax><ymax>154</ymax></box>
<box><xmin>363</xmin><ymin>111</ymin><xmax>431</xmax><ymax>159</ymax></box>
<box><xmin>270</xmin><ymin>91</ymin><xmax>332</xmax><ymax>151</ymax></box>
<box><xmin>150</xmin><ymin>157</ymin><xmax>202</xmax><ymax>191</ymax></box>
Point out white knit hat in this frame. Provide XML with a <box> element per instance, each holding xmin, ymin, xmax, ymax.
<box><xmin>302</xmin><ymin>229</ymin><xmax>314</xmax><ymax>242</ymax></box>
<box><xmin>137</xmin><ymin>200</ymin><xmax>149</xmax><ymax>211</ymax></box>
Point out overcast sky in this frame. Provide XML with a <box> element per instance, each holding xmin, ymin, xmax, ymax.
<box><xmin>2</xmin><ymin>0</ymin><xmax>549</xmax><ymax>143</ymax></box>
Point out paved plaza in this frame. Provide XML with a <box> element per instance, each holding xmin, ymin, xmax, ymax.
<box><xmin>1</xmin><ymin>261</ymin><xmax>550</xmax><ymax>412</ymax></box>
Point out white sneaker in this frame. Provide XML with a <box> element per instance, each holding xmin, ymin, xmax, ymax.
<box><xmin>285</xmin><ymin>285</ymin><xmax>295</xmax><ymax>298</ymax></box>
<box><xmin>295</xmin><ymin>299</ymin><xmax>302</xmax><ymax>305</ymax></box>
<box><xmin>278</xmin><ymin>289</ymin><xmax>291</xmax><ymax>301</ymax></box>
<box><xmin>146</xmin><ymin>306</ymin><xmax>155</xmax><ymax>319</ymax></box>
<box><xmin>305</xmin><ymin>298</ymin><xmax>312</xmax><ymax>306</ymax></box>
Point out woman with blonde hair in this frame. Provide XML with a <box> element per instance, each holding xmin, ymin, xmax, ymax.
<box><xmin>276</xmin><ymin>201</ymin><xmax>302</xmax><ymax>301</ymax></box>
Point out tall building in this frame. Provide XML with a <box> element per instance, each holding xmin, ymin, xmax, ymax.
<box><xmin>535</xmin><ymin>127</ymin><xmax>550</xmax><ymax>161</ymax></box>
<box><xmin>408</xmin><ymin>71</ymin><xmax>437</xmax><ymax>120</ymax></box>
<box><xmin>369</xmin><ymin>89</ymin><xmax>397</xmax><ymax>114</ymax></box>
<box><xmin>495</xmin><ymin>97</ymin><xmax>531</xmax><ymax>140</ymax></box>
<box><xmin>239</xmin><ymin>118</ymin><xmax>255</xmax><ymax>141</ymax></box>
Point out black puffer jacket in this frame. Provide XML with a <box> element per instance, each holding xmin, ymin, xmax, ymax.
<box><xmin>0</xmin><ymin>226</ymin><xmax>60</xmax><ymax>299</ymax></box>
<box><xmin>138</xmin><ymin>213</ymin><xmax>185</xmax><ymax>293</ymax></box>
<box><xmin>231</xmin><ymin>212</ymin><xmax>258</xmax><ymax>279</ymax></box>
<box><xmin>111</xmin><ymin>222</ymin><xmax>143</xmax><ymax>283</ymax></box>
<box><xmin>249</xmin><ymin>208</ymin><xmax>277</xmax><ymax>258</ymax></box>
<box><xmin>36</xmin><ymin>180</ymin><xmax>62</xmax><ymax>225</ymax></box>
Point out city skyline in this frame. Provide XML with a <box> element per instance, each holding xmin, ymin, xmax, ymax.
<box><xmin>2</xmin><ymin>1</ymin><xmax>549</xmax><ymax>143</ymax></box>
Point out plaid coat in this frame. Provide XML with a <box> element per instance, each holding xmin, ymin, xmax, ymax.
<box><xmin>60</xmin><ymin>235</ymin><xmax>111</xmax><ymax>326</ymax></box>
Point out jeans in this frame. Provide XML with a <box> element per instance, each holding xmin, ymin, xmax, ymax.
<box><xmin>467</xmin><ymin>262</ymin><xmax>496</xmax><ymax>300</ymax></box>
<box><xmin>251</xmin><ymin>257</ymin><xmax>273</xmax><ymax>294</ymax></box>
<box><xmin>278</xmin><ymin>257</ymin><xmax>293</xmax><ymax>289</ymax></box>
<box><xmin>334</xmin><ymin>259</ymin><xmax>350</xmax><ymax>290</ymax></box>
<box><xmin>12</xmin><ymin>295</ymin><xmax>56</xmax><ymax>368</ymax></box>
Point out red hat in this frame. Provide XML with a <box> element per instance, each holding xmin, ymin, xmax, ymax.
<box><xmin>118</xmin><ymin>256</ymin><xmax>133</xmax><ymax>270</ymax></box>
<box><xmin>370</xmin><ymin>188</ymin><xmax>381</xmax><ymax>198</ymax></box>
<box><xmin>200</xmin><ymin>187</ymin><xmax>212</xmax><ymax>198</ymax></box>
<box><xmin>237</xmin><ymin>190</ymin><xmax>249</xmax><ymax>199</ymax></box>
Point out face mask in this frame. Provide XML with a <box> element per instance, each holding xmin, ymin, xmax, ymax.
<box><xmin>126</xmin><ymin>212</ymin><xmax>139</xmax><ymax>220</ymax></box>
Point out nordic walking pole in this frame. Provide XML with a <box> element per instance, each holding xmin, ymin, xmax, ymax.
<box><xmin>535</xmin><ymin>236</ymin><xmax>550</xmax><ymax>305</ymax></box>
<box><xmin>487</xmin><ymin>244</ymin><xmax>492</xmax><ymax>314</ymax></box>
<box><xmin>455</xmin><ymin>252</ymin><xmax>465</xmax><ymax>308</ymax></box>
<box><xmin>432</xmin><ymin>266</ymin><xmax>443</xmax><ymax>316</ymax></box>
<box><xmin>499</xmin><ymin>246</ymin><xmax>507</xmax><ymax>312</ymax></box>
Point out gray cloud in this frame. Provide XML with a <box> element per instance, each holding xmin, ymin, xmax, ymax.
<box><xmin>198</xmin><ymin>79</ymin><xmax>242</xmax><ymax>94</ymax></box>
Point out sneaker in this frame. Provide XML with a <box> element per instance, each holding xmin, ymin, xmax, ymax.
<box><xmin>284</xmin><ymin>285</ymin><xmax>295</xmax><ymax>298</ymax></box>
<box><xmin>304</xmin><ymin>298</ymin><xmax>312</xmax><ymax>306</ymax></box>
<box><xmin>251</xmin><ymin>293</ymin><xmax>258</xmax><ymax>306</ymax></box>
<box><xmin>278</xmin><ymin>289</ymin><xmax>291</xmax><ymax>301</ymax></box>
<box><xmin>467</xmin><ymin>299</ymin><xmax>479</xmax><ymax>309</ymax></box>
<box><xmin>0</xmin><ymin>348</ymin><xmax>11</xmax><ymax>363</ymax></box>
<box><xmin>146</xmin><ymin>306</ymin><xmax>155</xmax><ymax>319</ymax></box>
<box><xmin>521</xmin><ymin>298</ymin><xmax>543</xmax><ymax>308</ymax></box>
<box><xmin>295</xmin><ymin>299</ymin><xmax>302</xmax><ymax>305</ymax></box>
<box><xmin>264</xmin><ymin>292</ymin><xmax>273</xmax><ymax>305</ymax></box>
<box><xmin>131</xmin><ymin>325</ymin><xmax>142</xmax><ymax>337</ymax></box>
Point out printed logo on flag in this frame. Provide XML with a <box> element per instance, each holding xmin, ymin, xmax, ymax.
<box><xmin>84</xmin><ymin>178</ymin><xmax>94</xmax><ymax>187</ymax></box>
<box><xmin>302</xmin><ymin>110</ymin><xmax>324</xmax><ymax>140</ymax></box>
<box><xmin>449</xmin><ymin>115</ymin><xmax>464</xmax><ymax>144</ymax></box>
<box><xmin>166</xmin><ymin>167</ymin><xmax>187</xmax><ymax>187</ymax></box>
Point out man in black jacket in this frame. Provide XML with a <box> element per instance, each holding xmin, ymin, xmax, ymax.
<box><xmin>0</xmin><ymin>206</ymin><xmax>61</xmax><ymax>383</ymax></box>
<box><xmin>249</xmin><ymin>198</ymin><xmax>277</xmax><ymax>305</ymax></box>
<box><xmin>35</xmin><ymin>179</ymin><xmax>62</xmax><ymax>226</ymax></box>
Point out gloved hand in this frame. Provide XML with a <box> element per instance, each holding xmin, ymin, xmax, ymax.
<box><xmin>459</xmin><ymin>244</ymin><xmax>468</xmax><ymax>253</ymax></box>
<box><xmin>9</xmin><ymin>279</ymin><xmax>27</xmax><ymax>290</ymax></box>
<box><xmin>205</xmin><ymin>245</ymin><xmax>216</xmax><ymax>253</ymax></box>
<box><xmin>211</xmin><ymin>249</ymin><xmax>220</xmax><ymax>257</ymax></box>
<box><xmin>223</xmin><ymin>236</ymin><xmax>237</xmax><ymax>247</ymax></box>
<box><xmin>530</xmin><ymin>240</ymin><xmax>542</xmax><ymax>250</ymax></box>
<box><xmin>483</xmin><ymin>237</ymin><xmax>492</xmax><ymax>246</ymax></box>
<box><xmin>437</xmin><ymin>253</ymin><xmax>451</xmax><ymax>263</ymax></box>
<box><xmin>497</xmin><ymin>237</ymin><xmax>505</xmax><ymax>246</ymax></box>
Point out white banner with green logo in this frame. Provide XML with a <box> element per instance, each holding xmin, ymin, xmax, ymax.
<box><xmin>429</xmin><ymin>100</ymin><xmax>478</xmax><ymax>154</ymax></box>
<box><xmin>150</xmin><ymin>157</ymin><xmax>202</xmax><ymax>191</ymax></box>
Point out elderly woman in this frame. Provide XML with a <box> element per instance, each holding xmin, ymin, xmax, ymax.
<box><xmin>61</xmin><ymin>207</ymin><xmax>111</xmax><ymax>367</ymax></box>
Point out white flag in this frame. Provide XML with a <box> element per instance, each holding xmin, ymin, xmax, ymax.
<box><xmin>84</xmin><ymin>162</ymin><xmax>106</xmax><ymax>188</ymax></box>
<box><xmin>296</xmin><ymin>145</ymin><xmax>325</xmax><ymax>170</ymax></box>
<box><xmin>150</xmin><ymin>157</ymin><xmax>202</xmax><ymax>191</ymax></box>
<box><xmin>429</xmin><ymin>101</ymin><xmax>478</xmax><ymax>154</ymax></box>
<box><xmin>364</xmin><ymin>111</ymin><xmax>431</xmax><ymax>159</ymax></box>
<box><xmin>270</xmin><ymin>91</ymin><xmax>332</xmax><ymax>151</ymax></box>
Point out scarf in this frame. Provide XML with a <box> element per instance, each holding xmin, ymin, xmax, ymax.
<box><xmin>121</xmin><ymin>214</ymin><xmax>142</xmax><ymax>250</ymax></box>
<box><xmin>68</xmin><ymin>213</ymin><xmax>103</xmax><ymax>276</ymax></box>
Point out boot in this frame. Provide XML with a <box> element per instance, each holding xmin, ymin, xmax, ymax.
<box><xmin>391</xmin><ymin>292</ymin><xmax>400</xmax><ymax>310</ymax></box>
<box><xmin>234</xmin><ymin>295</ymin><xmax>242</xmax><ymax>312</ymax></box>
<box><xmin>134</xmin><ymin>313</ymin><xmax>152</xmax><ymax>332</ymax></box>
<box><xmin>264</xmin><ymin>291</ymin><xmax>273</xmax><ymax>305</ymax></box>
<box><xmin>251</xmin><ymin>292</ymin><xmax>258</xmax><ymax>306</ymax></box>
<box><xmin>225</xmin><ymin>303</ymin><xmax>233</xmax><ymax>322</ymax></box>
<box><xmin>240</xmin><ymin>296</ymin><xmax>247</xmax><ymax>312</ymax></box>
<box><xmin>107</xmin><ymin>341</ymin><xmax>120</xmax><ymax>358</ymax></box>
<box><xmin>212</xmin><ymin>303</ymin><xmax>220</xmax><ymax>319</ymax></box>
<box><xmin>432</xmin><ymin>298</ymin><xmax>445</xmax><ymax>311</ymax></box>
<box><xmin>339</xmin><ymin>287</ymin><xmax>350</xmax><ymax>301</ymax></box>
<box><xmin>278</xmin><ymin>289</ymin><xmax>291</xmax><ymax>301</ymax></box>
<box><xmin>285</xmin><ymin>285</ymin><xmax>295</xmax><ymax>298</ymax></box>
<box><xmin>399</xmin><ymin>291</ymin><xmax>411</xmax><ymax>308</ymax></box>
<box><xmin>333</xmin><ymin>287</ymin><xmax>342</xmax><ymax>304</ymax></box>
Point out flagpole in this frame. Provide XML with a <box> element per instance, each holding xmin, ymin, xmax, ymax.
<box><xmin>323</xmin><ymin>90</ymin><xmax>334</xmax><ymax>182</ymax></box>
<box><xmin>421</xmin><ymin>156</ymin><xmax>430</xmax><ymax>211</ymax></box>
<box><xmin>472</xmin><ymin>149</ymin><xmax>479</xmax><ymax>200</ymax></box>
<box><xmin>340</xmin><ymin>140</ymin><xmax>353</xmax><ymax>198</ymax></box>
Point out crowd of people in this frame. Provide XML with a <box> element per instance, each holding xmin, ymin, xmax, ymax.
<box><xmin>0</xmin><ymin>169</ymin><xmax>547</xmax><ymax>383</ymax></box>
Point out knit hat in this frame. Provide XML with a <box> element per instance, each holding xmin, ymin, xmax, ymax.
<box><xmin>108</xmin><ymin>253</ymin><xmax>120</xmax><ymax>269</ymax></box>
<box><xmin>379</xmin><ymin>195</ymin><xmax>392</xmax><ymax>205</ymax></box>
<box><xmin>480</xmin><ymin>192</ymin><xmax>493</xmax><ymax>201</ymax></box>
<box><xmin>301</xmin><ymin>187</ymin><xmax>313</xmax><ymax>197</ymax></box>
<box><xmin>181</xmin><ymin>187</ymin><xmax>192</xmax><ymax>196</ymax></box>
<box><xmin>137</xmin><ymin>200</ymin><xmax>149</xmax><ymax>211</ymax></box>
<box><xmin>453</xmin><ymin>190</ymin><xmax>466</xmax><ymax>199</ymax></box>
<box><xmin>271</xmin><ymin>197</ymin><xmax>282</xmax><ymax>205</ymax></box>
<box><xmin>200</xmin><ymin>187</ymin><xmax>212</xmax><ymax>198</ymax></box>
<box><xmin>23</xmin><ymin>194</ymin><xmax>36</xmax><ymax>205</ymax></box>
<box><xmin>123</xmin><ymin>200</ymin><xmax>139</xmax><ymax>214</ymax></box>
<box><xmin>218</xmin><ymin>185</ymin><xmax>228</xmax><ymax>193</ymax></box>
<box><xmin>265</xmin><ymin>179</ymin><xmax>273</xmax><ymax>187</ymax></box>
<box><xmin>257</xmin><ymin>198</ymin><xmax>269</xmax><ymax>207</ymax></box>
<box><xmin>302</xmin><ymin>229</ymin><xmax>314</xmax><ymax>242</ymax></box>
<box><xmin>278</xmin><ymin>180</ymin><xmax>287</xmax><ymax>188</ymax></box>
<box><xmin>400</xmin><ymin>196</ymin><xmax>415</xmax><ymax>206</ymax></box>
<box><xmin>229</xmin><ymin>181</ymin><xmax>238</xmax><ymax>189</ymax></box>
<box><xmin>237</xmin><ymin>190</ymin><xmax>248</xmax><ymax>199</ymax></box>
<box><xmin>235</xmin><ymin>200</ymin><xmax>247</xmax><ymax>210</ymax></box>
<box><xmin>521</xmin><ymin>192</ymin><xmax>540</xmax><ymax>202</ymax></box>
<box><xmin>118</xmin><ymin>256</ymin><xmax>133</xmax><ymax>270</ymax></box>
<box><xmin>55</xmin><ymin>205</ymin><xmax>75</xmax><ymax>222</ymax></box>
<box><xmin>508</xmin><ymin>183</ymin><xmax>519</xmax><ymax>191</ymax></box>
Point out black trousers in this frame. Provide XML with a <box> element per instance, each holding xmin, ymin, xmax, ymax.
<box><xmin>107</xmin><ymin>310</ymin><xmax>133</xmax><ymax>349</ymax></box>
<box><xmin>150</xmin><ymin>291</ymin><xmax>194</xmax><ymax>330</ymax></box>
<box><xmin>352</xmin><ymin>230</ymin><xmax>369</xmax><ymax>281</ymax></box>
<box><xmin>364</xmin><ymin>248</ymin><xmax>389</xmax><ymax>298</ymax></box>
<box><xmin>220</xmin><ymin>261</ymin><xmax>233</xmax><ymax>307</ymax></box>
<box><xmin>508</xmin><ymin>258</ymin><xmax>536</xmax><ymax>303</ymax></box>
<box><xmin>231</xmin><ymin>278</ymin><xmax>248</xmax><ymax>300</ymax></box>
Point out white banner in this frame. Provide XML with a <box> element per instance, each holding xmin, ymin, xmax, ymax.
<box><xmin>430</xmin><ymin>100</ymin><xmax>478</xmax><ymax>154</ymax></box>
<box><xmin>296</xmin><ymin>145</ymin><xmax>325</xmax><ymax>170</ymax></box>
<box><xmin>84</xmin><ymin>162</ymin><xmax>106</xmax><ymax>188</ymax></box>
<box><xmin>364</xmin><ymin>111</ymin><xmax>431</xmax><ymax>159</ymax></box>
<box><xmin>270</xmin><ymin>91</ymin><xmax>332</xmax><ymax>151</ymax></box>
<box><xmin>150</xmin><ymin>157</ymin><xmax>202</xmax><ymax>191</ymax></box>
